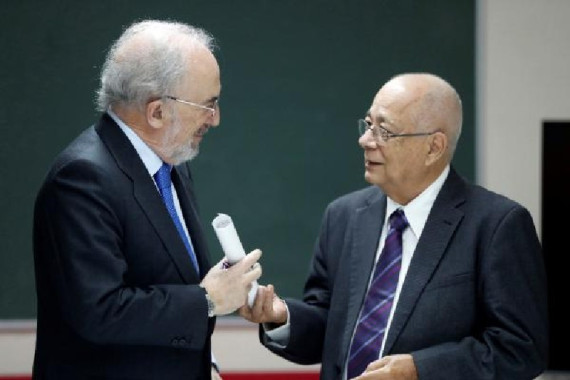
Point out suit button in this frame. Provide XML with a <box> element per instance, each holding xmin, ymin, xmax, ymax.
<box><xmin>179</xmin><ymin>338</ymin><xmax>187</xmax><ymax>346</ymax></box>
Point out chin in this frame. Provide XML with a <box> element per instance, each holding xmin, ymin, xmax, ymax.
<box><xmin>171</xmin><ymin>146</ymin><xmax>199</xmax><ymax>165</ymax></box>
<box><xmin>364</xmin><ymin>171</ymin><xmax>382</xmax><ymax>187</ymax></box>
<box><xmin>187</xmin><ymin>147</ymin><xmax>199</xmax><ymax>161</ymax></box>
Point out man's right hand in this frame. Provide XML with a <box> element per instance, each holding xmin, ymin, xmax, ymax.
<box><xmin>239</xmin><ymin>284</ymin><xmax>288</xmax><ymax>326</ymax></box>
<box><xmin>200</xmin><ymin>249</ymin><xmax>263</xmax><ymax>316</ymax></box>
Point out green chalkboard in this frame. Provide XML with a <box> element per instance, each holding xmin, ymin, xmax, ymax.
<box><xmin>0</xmin><ymin>0</ymin><xmax>474</xmax><ymax>319</ymax></box>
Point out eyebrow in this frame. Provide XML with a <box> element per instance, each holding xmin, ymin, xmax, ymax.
<box><xmin>203</xmin><ymin>96</ymin><xmax>219</xmax><ymax>106</ymax></box>
<box><xmin>365</xmin><ymin>111</ymin><xmax>391</xmax><ymax>126</ymax></box>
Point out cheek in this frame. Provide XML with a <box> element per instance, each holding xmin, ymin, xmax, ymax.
<box><xmin>397</xmin><ymin>147</ymin><xmax>427</xmax><ymax>177</ymax></box>
<box><xmin>386</xmin><ymin>146</ymin><xmax>419</xmax><ymax>173</ymax></box>
<box><xmin>178</xmin><ymin>116</ymin><xmax>200</xmax><ymax>139</ymax></box>
<box><xmin>410</xmin><ymin>144</ymin><xmax>429</xmax><ymax>165</ymax></box>
<box><xmin>189</xmin><ymin>123</ymin><xmax>204</xmax><ymax>141</ymax></box>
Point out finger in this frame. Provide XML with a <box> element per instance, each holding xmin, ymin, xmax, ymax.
<box><xmin>355</xmin><ymin>367</ymin><xmax>385</xmax><ymax>379</ymax></box>
<box><xmin>242</xmin><ymin>263</ymin><xmax>262</xmax><ymax>284</ymax></box>
<box><xmin>365</xmin><ymin>357</ymin><xmax>387</xmax><ymax>371</ymax></box>
<box><xmin>267</xmin><ymin>285</ymin><xmax>279</xmax><ymax>313</ymax></box>
<box><xmin>251</xmin><ymin>262</ymin><xmax>261</xmax><ymax>271</ymax></box>
<box><xmin>256</xmin><ymin>286</ymin><xmax>276</xmax><ymax>322</ymax></box>
<box><xmin>266</xmin><ymin>284</ymin><xmax>281</xmax><ymax>315</ymax></box>
<box><xmin>266</xmin><ymin>284</ymin><xmax>275</xmax><ymax>300</ymax></box>
<box><xmin>252</xmin><ymin>285</ymin><xmax>275</xmax><ymax>321</ymax></box>
<box><xmin>260</xmin><ymin>285</ymin><xmax>274</xmax><ymax>317</ymax></box>
<box><xmin>267</xmin><ymin>285</ymin><xmax>282</xmax><ymax>308</ymax></box>
<box><xmin>237</xmin><ymin>305</ymin><xmax>251</xmax><ymax>319</ymax></box>
<box><xmin>239</xmin><ymin>249</ymin><xmax>262</xmax><ymax>270</ymax></box>
<box><xmin>251</xmin><ymin>286</ymin><xmax>266</xmax><ymax>319</ymax></box>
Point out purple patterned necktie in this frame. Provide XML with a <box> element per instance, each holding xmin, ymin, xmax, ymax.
<box><xmin>154</xmin><ymin>163</ymin><xmax>199</xmax><ymax>273</ymax></box>
<box><xmin>347</xmin><ymin>208</ymin><xmax>408</xmax><ymax>379</ymax></box>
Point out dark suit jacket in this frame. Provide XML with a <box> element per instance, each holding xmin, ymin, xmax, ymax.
<box><xmin>262</xmin><ymin>167</ymin><xmax>548</xmax><ymax>380</ymax></box>
<box><xmin>32</xmin><ymin>113</ymin><xmax>215</xmax><ymax>379</ymax></box>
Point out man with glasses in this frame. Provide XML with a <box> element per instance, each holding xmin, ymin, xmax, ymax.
<box><xmin>32</xmin><ymin>19</ymin><xmax>262</xmax><ymax>380</ymax></box>
<box><xmin>240</xmin><ymin>73</ymin><xmax>548</xmax><ymax>379</ymax></box>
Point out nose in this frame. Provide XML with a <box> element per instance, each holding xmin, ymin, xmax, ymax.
<box><xmin>210</xmin><ymin>104</ymin><xmax>220</xmax><ymax>127</ymax></box>
<box><xmin>359</xmin><ymin>128</ymin><xmax>377</xmax><ymax>149</ymax></box>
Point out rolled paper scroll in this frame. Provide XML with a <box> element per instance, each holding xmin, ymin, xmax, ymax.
<box><xmin>212</xmin><ymin>213</ymin><xmax>258</xmax><ymax>307</ymax></box>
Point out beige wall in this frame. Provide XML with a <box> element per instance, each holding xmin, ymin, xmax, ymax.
<box><xmin>477</xmin><ymin>0</ymin><xmax>570</xmax><ymax>239</ymax></box>
<box><xmin>0</xmin><ymin>319</ymin><xmax>319</xmax><ymax>375</ymax></box>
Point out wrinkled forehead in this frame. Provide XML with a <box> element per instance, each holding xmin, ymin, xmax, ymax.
<box><xmin>367</xmin><ymin>80</ymin><xmax>417</xmax><ymax>125</ymax></box>
<box><xmin>176</xmin><ymin>46</ymin><xmax>221</xmax><ymax>96</ymax></box>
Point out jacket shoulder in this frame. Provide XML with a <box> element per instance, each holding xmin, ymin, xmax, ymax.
<box><xmin>327</xmin><ymin>185</ymin><xmax>382</xmax><ymax>213</ymax></box>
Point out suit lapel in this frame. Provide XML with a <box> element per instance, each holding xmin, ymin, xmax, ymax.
<box><xmin>95</xmin><ymin>114</ymin><xmax>199</xmax><ymax>283</ymax></box>
<box><xmin>383</xmin><ymin>169</ymin><xmax>466</xmax><ymax>354</ymax></box>
<box><xmin>338</xmin><ymin>192</ymin><xmax>387</xmax><ymax>366</ymax></box>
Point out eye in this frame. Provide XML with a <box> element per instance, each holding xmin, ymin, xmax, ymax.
<box><xmin>377</xmin><ymin>126</ymin><xmax>391</xmax><ymax>141</ymax></box>
<box><xmin>208</xmin><ymin>99</ymin><xmax>219</xmax><ymax>109</ymax></box>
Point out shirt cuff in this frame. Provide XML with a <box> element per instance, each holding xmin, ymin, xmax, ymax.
<box><xmin>211</xmin><ymin>351</ymin><xmax>220</xmax><ymax>373</ymax></box>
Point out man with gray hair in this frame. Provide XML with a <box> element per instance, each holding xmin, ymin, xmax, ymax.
<box><xmin>241</xmin><ymin>73</ymin><xmax>548</xmax><ymax>379</ymax></box>
<box><xmin>32</xmin><ymin>19</ymin><xmax>261</xmax><ymax>379</ymax></box>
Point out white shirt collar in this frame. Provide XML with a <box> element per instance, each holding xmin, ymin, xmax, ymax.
<box><xmin>385</xmin><ymin>165</ymin><xmax>450</xmax><ymax>238</ymax></box>
<box><xmin>106</xmin><ymin>109</ymin><xmax>163</xmax><ymax>176</ymax></box>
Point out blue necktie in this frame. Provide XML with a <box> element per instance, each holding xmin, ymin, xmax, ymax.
<box><xmin>347</xmin><ymin>209</ymin><xmax>408</xmax><ymax>379</ymax></box>
<box><xmin>154</xmin><ymin>163</ymin><xmax>199</xmax><ymax>273</ymax></box>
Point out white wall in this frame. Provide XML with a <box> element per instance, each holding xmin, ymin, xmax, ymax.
<box><xmin>477</xmin><ymin>0</ymin><xmax>570</xmax><ymax>239</ymax></box>
<box><xmin>2</xmin><ymin>0</ymin><xmax>570</xmax><ymax>375</ymax></box>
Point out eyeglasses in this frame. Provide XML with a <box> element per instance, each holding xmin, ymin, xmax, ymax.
<box><xmin>358</xmin><ymin>119</ymin><xmax>436</xmax><ymax>143</ymax></box>
<box><xmin>165</xmin><ymin>95</ymin><xmax>218</xmax><ymax>118</ymax></box>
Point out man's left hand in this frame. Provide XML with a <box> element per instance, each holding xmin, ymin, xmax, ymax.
<box><xmin>351</xmin><ymin>354</ymin><xmax>418</xmax><ymax>380</ymax></box>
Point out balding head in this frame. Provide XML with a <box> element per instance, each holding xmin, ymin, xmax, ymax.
<box><xmin>385</xmin><ymin>73</ymin><xmax>463</xmax><ymax>160</ymax></box>
<box><xmin>360</xmin><ymin>72</ymin><xmax>463</xmax><ymax>204</ymax></box>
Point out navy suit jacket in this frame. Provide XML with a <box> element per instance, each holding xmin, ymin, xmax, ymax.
<box><xmin>262</xmin><ymin>167</ymin><xmax>548</xmax><ymax>380</ymax></box>
<box><xmin>33</xmin><ymin>113</ymin><xmax>215</xmax><ymax>379</ymax></box>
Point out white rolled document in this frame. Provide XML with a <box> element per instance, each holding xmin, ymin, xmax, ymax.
<box><xmin>212</xmin><ymin>213</ymin><xmax>258</xmax><ymax>307</ymax></box>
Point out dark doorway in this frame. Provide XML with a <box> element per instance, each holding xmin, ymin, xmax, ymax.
<box><xmin>542</xmin><ymin>120</ymin><xmax>570</xmax><ymax>371</ymax></box>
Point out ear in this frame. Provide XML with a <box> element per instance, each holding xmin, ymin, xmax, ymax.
<box><xmin>146</xmin><ymin>99</ymin><xmax>166</xmax><ymax>129</ymax></box>
<box><xmin>425</xmin><ymin>132</ymin><xmax>447</xmax><ymax>165</ymax></box>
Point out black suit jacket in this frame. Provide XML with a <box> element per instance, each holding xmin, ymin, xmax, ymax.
<box><xmin>32</xmin><ymin>113</ymin><xmax>215</xmax><ymax>379</ymax></box>
<box><xmin>262</xmin><ymin>167</ymin><xmax>548</xmax><ymax>380</ymax></box>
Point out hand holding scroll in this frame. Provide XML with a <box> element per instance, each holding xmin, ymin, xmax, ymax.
<box><xmin>200</xmin><ymin>249</ymin><xmax>262</xmax><ymax>316</ymax></box>
<box><xmin>211</xmin><ymin>213</ymin><xmax>259</xmax><ymax>307</ymax></box>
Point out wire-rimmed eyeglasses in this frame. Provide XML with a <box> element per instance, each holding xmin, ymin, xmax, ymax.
<box><xmin>165</xmin><ymin>95</ymin><xmax>218</xmax><ymax>118</ymax></box>
<box><xmin>358</xmin><ymin>119</ymin><xmax>436</xmax><ymax>143</ymax></box>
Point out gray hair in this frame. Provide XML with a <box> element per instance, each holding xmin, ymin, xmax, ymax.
<box><xmin>96</xmin><ymin>19</ymin><xmax>215</xmax><ymax>112</ymax></box>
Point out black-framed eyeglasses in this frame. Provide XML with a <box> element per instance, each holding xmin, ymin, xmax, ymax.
<box><xmin>358</xmin><ymin>119</ymin><xmax>436</xmax><ymax>143</ymax></box>
<box><xmin>165</xmin><ymin>95</ymin><xmax>218</xmax><ymax>118</ymax></box>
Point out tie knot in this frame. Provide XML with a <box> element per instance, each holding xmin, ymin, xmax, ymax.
<box><xmin>154</xmin><ymin>163</ymin><xmax>173</xmax><ymax>192</ymax></box>
<box><xmin>389</xmin><ymin>209</ymin><xmax>408</xmax><ymax>232</ymax></box>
